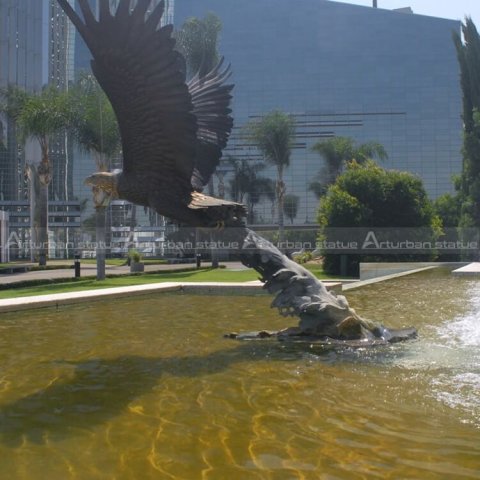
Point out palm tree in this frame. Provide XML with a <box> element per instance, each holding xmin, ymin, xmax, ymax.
<box><xmin>227</xmin><ymin>158</ymin><xmax>261</xmax><ymax>202</ymax></box>
<box><xmin>283</xmin><ymin>194</ymin><xmax>300</xmax><ymax>224</ymax></box>
<box><xmin>252</xmin><ymin>177</ymin><xmax>276</xmax><ymax>223</ymax></box>
<box><xmin>309</xmin><ymin>136</ymin><xmax>387</xmax><ymax>199</ymax></box>
<box><xmin>247</xmin><ymin>177</ymin><xmax>276</xmax><ymax>224</ymax></box>
<box><xmin>176</xmin><ymin>12</ymin><xmax>223</xmax><ymax>199</ymax></box>
<box><xmin>1</xmin><ymin>85</ymin><xmax>72</xmax><ymax>265</ymax></box>
<box><xmin>246</xmin><ymin>110</ymin><xmax>295</xmax><ymax>242</ymax></box>
<box><xmin>71</xmin><ymin>75</ymin><xmax>121</xmax><ymax>280</ymax></box>
<box><xmin>175</xmin><ymin>13</ymin><xmax>222</xmax><ymax>79</ymax></box>
<box><xmin>176</xmin><ymin>13</ymin><xmax>223</xmax><ymax>266</ymax></box>
<box><xmin>227</xmin><ymin>157</ymin><xmax>272</xmax><ymax>223</ymax></box>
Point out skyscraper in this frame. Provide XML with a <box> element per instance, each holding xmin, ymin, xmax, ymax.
<box><xmin>0</xmin><ymin>0</ymin><xmax>79</xmax><ymax>258</ymax></box>
<box><xmin>0</xmin><ymin>0</ymin><xmax>45</xmax><ymax>203</ymax></box>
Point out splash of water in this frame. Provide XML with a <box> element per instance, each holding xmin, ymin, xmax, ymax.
<box><xmin>430</xmin><ymin>284</ymin><xmax>480</xmax><ymax>423</ymax></box>
<box><xmin>437</xmin><ymin>309</ymin><xmax>480</xmax><ymax>348</ymax></box>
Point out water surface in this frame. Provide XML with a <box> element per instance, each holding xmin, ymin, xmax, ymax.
<box><xmin>0</xmin><ymin>268</ymin><xmax>479</xmax><ymax>479</ymax></box>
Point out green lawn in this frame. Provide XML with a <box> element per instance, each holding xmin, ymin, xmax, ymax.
<box><xmin>0</xmin><ymin>263</ymin><xmax>335</xmax><ymax>299</ymax></box>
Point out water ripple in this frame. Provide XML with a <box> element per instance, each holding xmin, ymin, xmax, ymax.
<box><xmin>0</xmin><ymin>282</ymin><xmax>479</xmax><ymax>478</ymax></box>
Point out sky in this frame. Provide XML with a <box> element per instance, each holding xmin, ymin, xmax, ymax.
<box><xmin>331</xmin><ymin>0</ymin><xmax>480</xmax><ymax>26</ymax></box>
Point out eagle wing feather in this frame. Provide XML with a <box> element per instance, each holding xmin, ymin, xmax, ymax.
<box><xmin>188</xmin><ymin>59</ymin><xmax>234</xmax><ymax>190</ymax></box>
<box><xmin>58</xmin><ymin>0</ymin><xmax>196</xmax><ymax>196</ymax></box>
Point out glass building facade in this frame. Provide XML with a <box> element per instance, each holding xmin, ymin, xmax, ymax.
<box><xmin>0</xmin><ymin>0</ymin><xmax>464</xmax><ymax>257</ymax></box>
<box><xmin>0</xmin><ymin>0</ymin><xmax>45</xmax><ymax>206</ymax></box>
<box><xmin>174</xmin><ymin>0</ymin><xmax>463</xmax><ymax>225</ymax></box>
<box><xmin>0</xmin><ymin>0</ymin><xmax>81</xmax><ymax>259</ymax></box>
<box><xmin>0</xmin><ymin>0</ymin><xmax>169</xmax><ymax>258</ymax></box>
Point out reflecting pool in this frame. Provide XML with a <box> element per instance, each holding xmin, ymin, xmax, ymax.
<box><xmin>0</xmin><ymin>268</ymin><xmax>479</xmax><ymax>479</ymax></box>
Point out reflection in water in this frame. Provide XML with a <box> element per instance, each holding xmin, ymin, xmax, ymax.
<box><xmin>0</xmin><ymin>344</ymin><xmax>403</xmax><ymax>447</ymax></box>
<box><xmin>0</xmin><ymin>270</ymin><xmax>479</xmax><ymax>479</ymax></box>
<box><xmin>0</xmin><ymin>346</ymin><xmax>284</xmax><ymax>447</ymax></box>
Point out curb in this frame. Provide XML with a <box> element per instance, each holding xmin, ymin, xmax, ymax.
<box><xmin>0</xmin><ymin>281</ymin><xmax>343</xmax><ymax>313</ymax></box>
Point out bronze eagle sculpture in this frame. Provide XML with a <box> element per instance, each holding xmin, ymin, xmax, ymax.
<box><xmin>57</xmin><ymin>0</ymin><xmax>416</xmax><ymax>345</ymax></box>
<box><xmin>58</xmin><ymin>0</ymin><xmax>245</xmax><ymax>228</ymax></box>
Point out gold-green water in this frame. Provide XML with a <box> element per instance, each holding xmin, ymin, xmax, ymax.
<box><xmin>0</xmin><ymin>269</ymin><xmax>479</xmax><ymax>479</ymax></box>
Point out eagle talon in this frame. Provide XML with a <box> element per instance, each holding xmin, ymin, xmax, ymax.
<box><xmin>215</xmin><ymin>220</ymin><xmax>225</xmax><ymax>231</ymax></box>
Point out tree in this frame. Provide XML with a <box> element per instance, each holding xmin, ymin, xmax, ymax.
<box><xmin>227</xmin><ymin>157</ymin><xmax>274</xmax><ymax>223</ymax></box>
<box><xmin>433</xmin><ymin>192</ymin><xmax>463</xmax><ymax>261</ymax></box>
<box><xmin>176</xmin><ymin>13</ymin><xmax>223</xmax><ymax>266</ymax></box>
<box><xmin>453</xmin><ymin>18</ymin><xmax>480</xmax><ymax>231</ymax></box>
<box><xmin>309</xmin><ymin>136</ymin><xmax>387</xmax><ymax>199</ymax></box>
<box><xmin>71</xmin><ymin>75</ymin><xmax>121</xmax><ymax>280</ymax></box>
<box><xmin>283</xmin><ymin>194</ymin><xmax>300</xmax><ymax>224</ymax></box>
<box><xmin>227</xmin><ymin>158</ymin><xmax>258</xmax><ymax>203</ymax></box>
<box><xmin>1</xmin><ymin>85</ymin><xmax>72</xmax><ymax>265</ymax></box>
<box><xmin>250</xmin><ymin>177</ymin><xmax>276</xmax><ymax>224</ymax></box>
<box><xmin>434</xmin><ymin>193</ymin><xmax>461</xmax><ymax>229</ymax></box>
<box><xmin>246</xmin><ymin>110</ymin><xmax>295</xmax><ymax>242</ymax></box>
<box><xmin>175</xmin><ymin>12</ymin><xmax>222</xmax><ymax>80</ymax></box>
<box><xmin>318</xmin><ymin>161</ymin><xmax>440</xmax><ymax>276</ymax></box>
<box><xmin>256</xmin><ymin>177</ymin><xmax>276</xmax><ymax>222</ymax></box>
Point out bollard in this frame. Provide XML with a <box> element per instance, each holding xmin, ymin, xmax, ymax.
<box><xmin>74</xmin><ymin>254</ymin><xmax>81</xmax><ymax>278</ymax></box>
<box><xmin>196</xmin><ymin>253</ymin><xmax>201</xmax><ymax>268</ymax></box>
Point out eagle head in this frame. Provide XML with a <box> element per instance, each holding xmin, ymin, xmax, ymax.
<box><xmin>84</xmin><ymin>172</ymin><xmax>119</xmax><ymax>207</ymax></box>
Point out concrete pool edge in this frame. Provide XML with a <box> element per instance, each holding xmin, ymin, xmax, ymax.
<box><xmin>343</xmin><ymin>266</ymin><xmax>438</xmax><ymax>291</ymax></box>
<box><xmin>0</xmin><ymin>264</ymin><xmax>443</xmax><ymax>313</ymax></box>
<box><xmin>0</xmin><ymin>281</ymin><xmax>344</xmax><ymax>313</ymax></box>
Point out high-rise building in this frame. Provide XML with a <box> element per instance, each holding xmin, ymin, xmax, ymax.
<box><xmin>0</xmin><ymin>0</ymin><xmax>44</xmax><ymax>204</ymax></box>
<box><xmin>0</xmin><ymin>1</ymin><xmax>175</xmax><ymax>259</ymax></box>
<box><xmin>174</xmin><ymin>0</ymin><xmax>463</xmax><ymax>225</ymax></box>
<box><xmin>0</xmin><ymin>0</ymin><xmax>80</xmax><ymax>259</ymax></box>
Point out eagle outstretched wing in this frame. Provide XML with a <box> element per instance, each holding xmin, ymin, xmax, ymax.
<box><xmin>58</xmin><ymin>0</ymin><xmax>232</xmax><ymax>198</ymax></box>
<box><xmin>189</xmin><ymin>59</ymin><xmax>234</xmax><ymax>190</ymax></box>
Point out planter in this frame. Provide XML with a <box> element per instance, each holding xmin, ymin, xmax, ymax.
<box><xmin>130</xmin><ymin>262</ymin><xmax>144</xmax><ymax>273</ymax></box>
